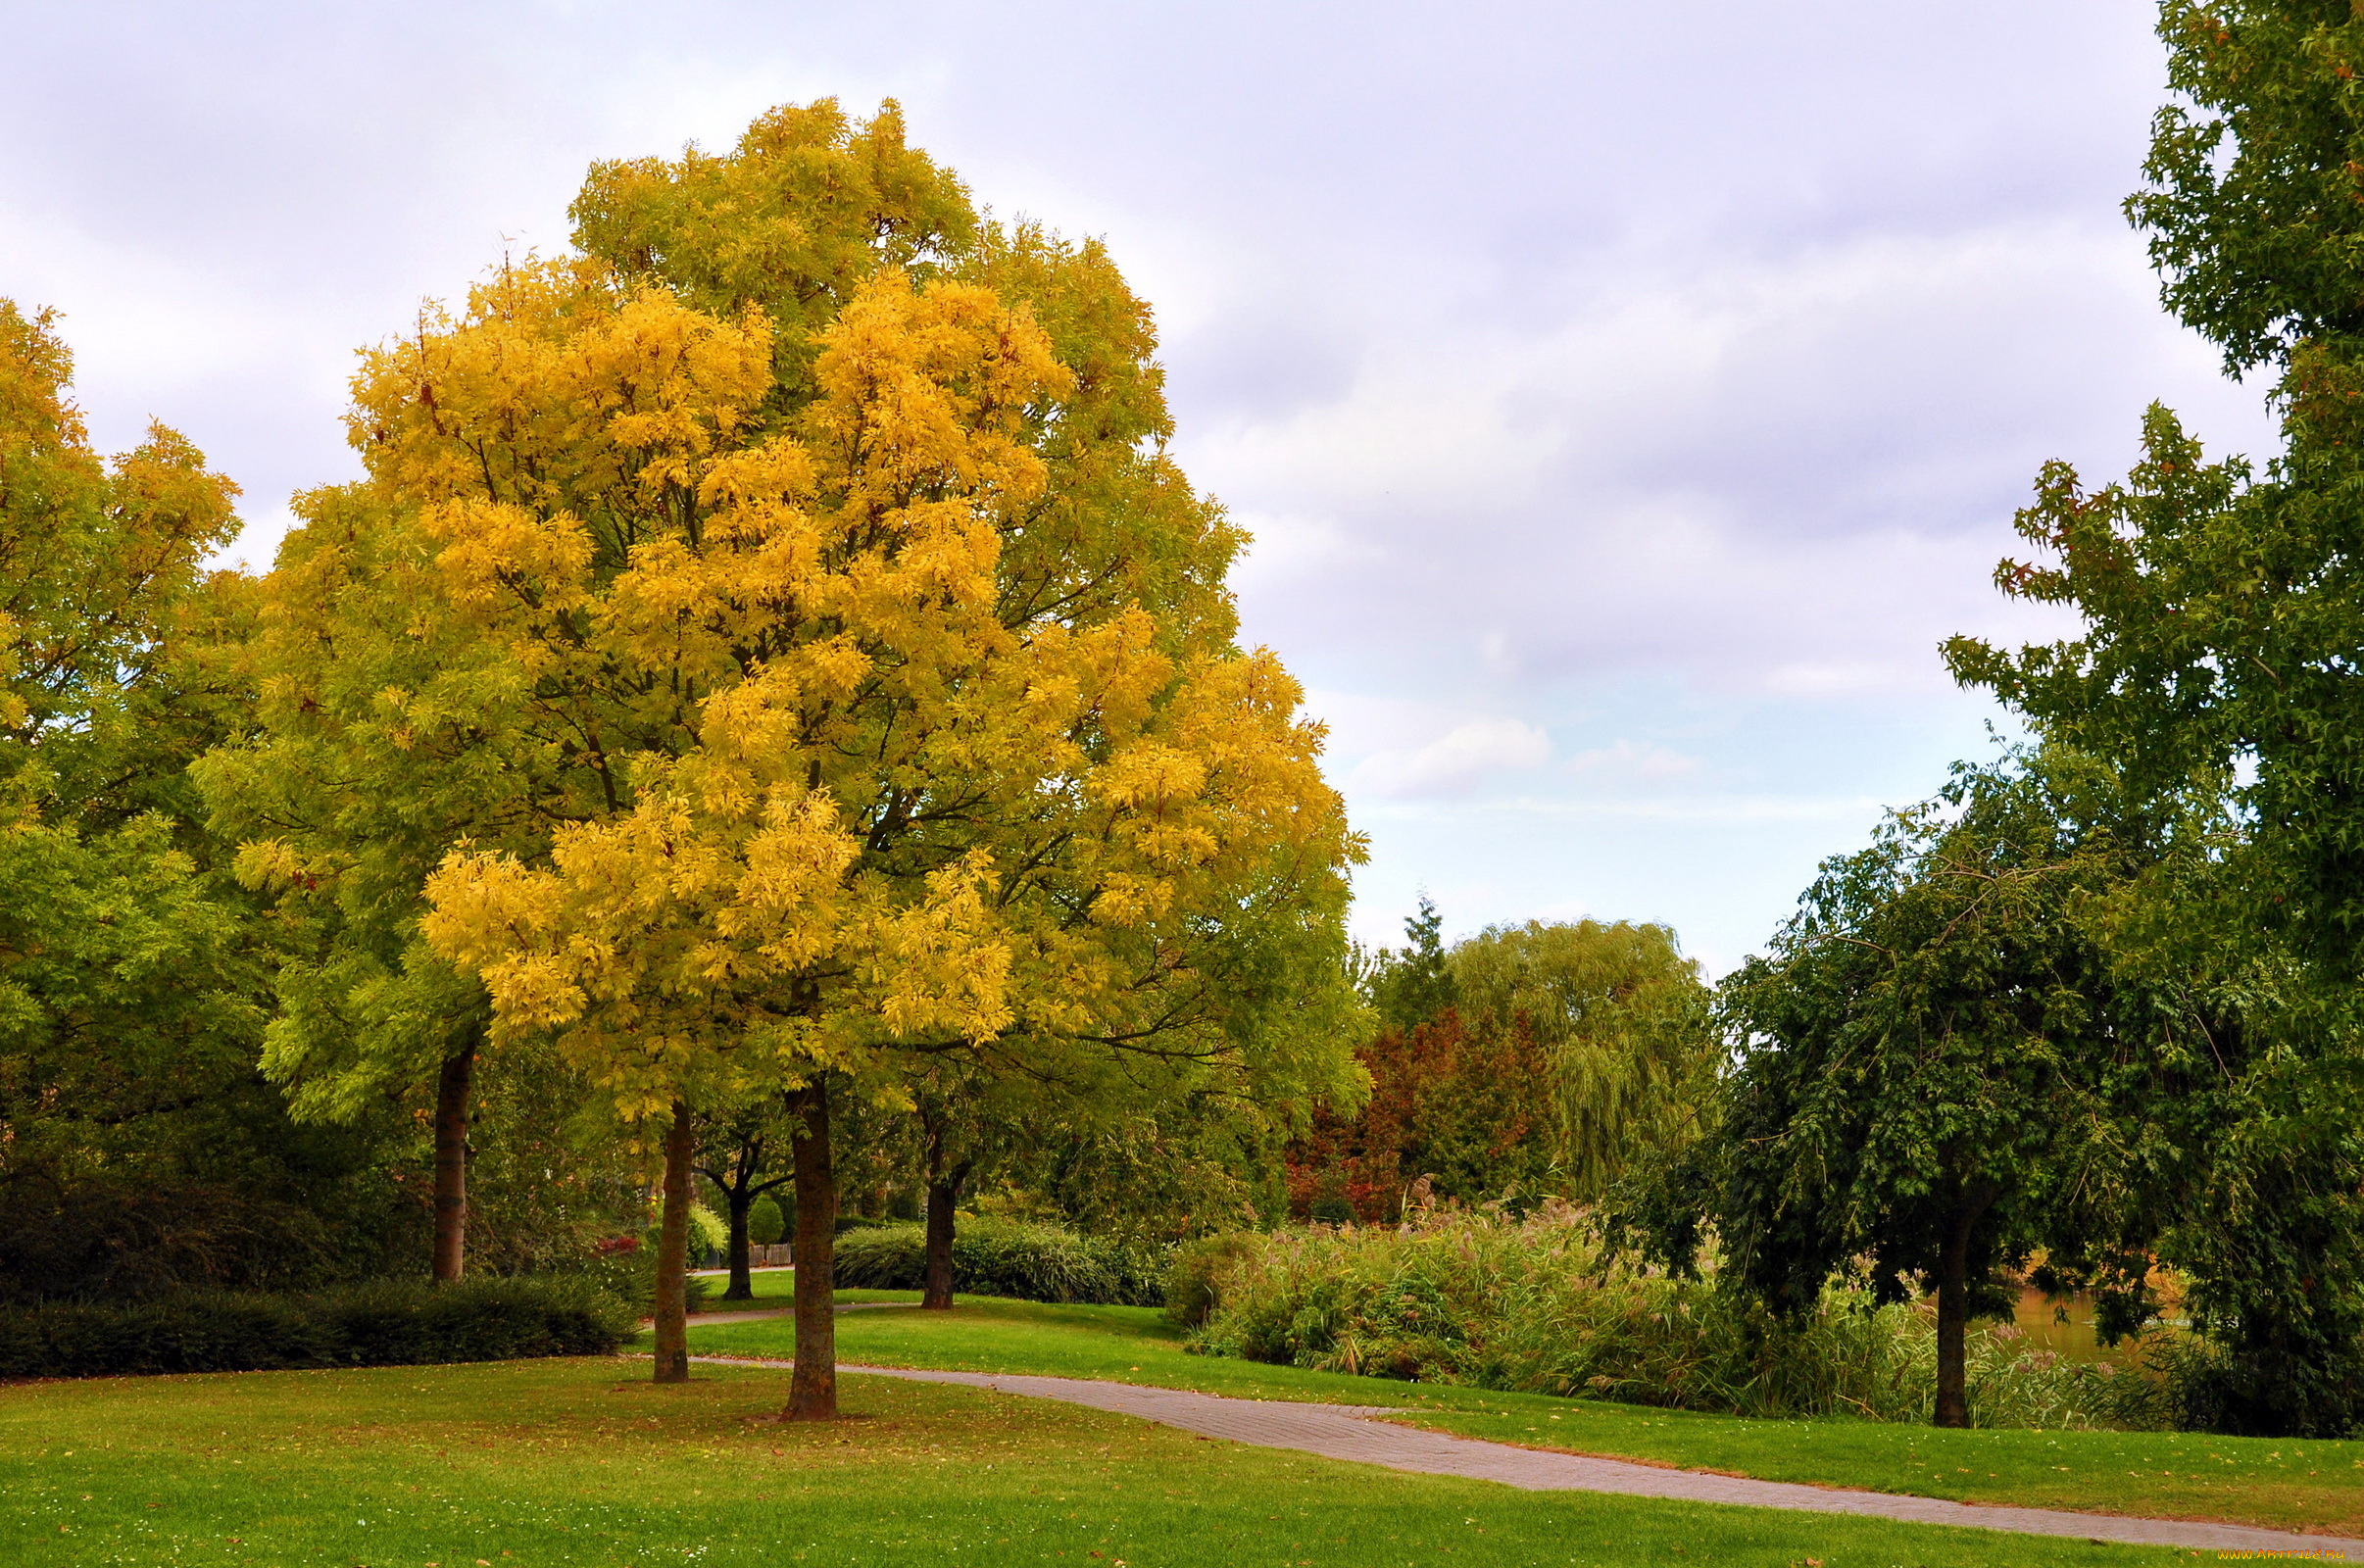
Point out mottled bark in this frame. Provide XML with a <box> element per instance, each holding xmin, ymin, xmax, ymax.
<box><xmin>430</xmin><ymin>1042</ymin><xmax>475</xmax><ymax>1283</ymax></box>
<box><xmin>787</xmin><ymin>1078</ymin><xmax>837</xmax><ymax>1420</ymax></box>
<box><xmin>651</xmin><ymin>1100</ymin><xmax>696</xmax><ymax>1385</ymax></box>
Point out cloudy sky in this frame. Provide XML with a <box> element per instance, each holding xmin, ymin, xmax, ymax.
<box><xmin>1</xmin><ymin>1</ymin><xmax>2279</xmax><ymax>970</ymax></box>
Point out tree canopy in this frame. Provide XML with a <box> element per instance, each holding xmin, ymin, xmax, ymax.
<box><xmin>316</xmin><ymin>102</ymin><xmax>1369</xmax><ymax>1414</ymax></box>
<box><xmin>1942</xmin><ymin>0</ymin><xmax>2364</xmax><ymax>1435</ymax></box>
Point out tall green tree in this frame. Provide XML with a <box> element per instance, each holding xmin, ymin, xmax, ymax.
<box><xmin>1631</xmin><ymin>764</ymin><xmax>2147</xmax><ymax>1428</ymax></box>
<box><xmin>1360</xmin><ymin>897</ymin><xmax>1457</xmax><ymax>1033</ymax></box>
<box><xmin>193</xmin><ymin>482</ymin><xmax>538</xmax><ymax>1283</ymax></box>
<box><xmin>1943</xmin><ymin>0</ymin><xmax>2364</xmax><ymax>1434</ymax></box>
<box><xmin>0</xmin><ymin>302</ymin><xmax>382</xmax><ymax>1299</ymax></box>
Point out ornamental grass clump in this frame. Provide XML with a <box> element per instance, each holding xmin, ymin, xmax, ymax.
<box><xmin>1184</xmin><ymin>1206</ymin><xmax>2147</xmax><ymax>1429</ymax></box>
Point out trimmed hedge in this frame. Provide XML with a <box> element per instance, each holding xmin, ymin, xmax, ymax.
<box><xmin>829</xmin><ymin>1218</ymin><xmax>1165</xmax><ymax>1305</ymax></box>
<box><xmin>0</xmin><ymin>1276</ymin><xmax>633</xmax><ymax>1380</ymax></box>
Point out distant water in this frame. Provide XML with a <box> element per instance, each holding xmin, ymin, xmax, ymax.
<box><xmin>2010</xmin><ymin>1286</ymin><xmax>2126</xmax><ymax>1363</ymax></box>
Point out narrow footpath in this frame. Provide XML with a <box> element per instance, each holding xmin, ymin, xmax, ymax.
<box><xmin>692</xmin><ymin>1354</ymin><xmax>2360</xmax><ymax>1560</ymax></box>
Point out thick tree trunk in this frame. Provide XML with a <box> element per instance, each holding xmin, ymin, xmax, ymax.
<box><xmin>651</xmin><ymin>1100</ymin><xmax>696</xmax><ymax>1385</ymax></box>
<box><xmin>723</xmin><ymin>1186</ymin><xmax>755</xmax><ymax>1300</ymax></box>
<box><xmin>922</xmin><ymin>1176</ymin><xmax>959</xmax><ymax>1310</ymax></box>
<box><xmin>430</xmin><ymin>1042</ymin><xmax>475</xmax><ymax>1283</ymax></box>
<box><xmin>1933</xmin><ymin>1182</ymin><xmax>2000</xmax><ymax>1429</ymax></box>
<box><xmin>787</xmin><ymin>1078</ymin><xmax>837</xmax><ymax>1421</ymax></box>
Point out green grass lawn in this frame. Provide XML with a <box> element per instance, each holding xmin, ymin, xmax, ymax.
<box><xmin>1</xmin><ymin>1354</ymin><xmax>2207</xmax><ymax>1568</ymax></box>
<box><xmin>685</xmin><ymin>1291</ymin><xmax>2364</xmax><ymax>1539</ymax></box>
<box><xmin>686</xmin><ymin>1269</ymin><xmax>906</xmax><ymax>1314</ymax></box>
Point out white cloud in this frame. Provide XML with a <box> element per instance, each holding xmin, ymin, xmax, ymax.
<box><xmin>1567</xmin><ymin>739</ymin><xmax>1702</xmax><ymax>785</ymax></box>
<box><xmin>1349</xmin><ymin>717</ymin><xmax>1552</xmax><ymax>800</ymax></box>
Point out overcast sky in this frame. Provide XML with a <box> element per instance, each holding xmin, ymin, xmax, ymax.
<box><xmin>1</xmin><ymin>1</ymin><xmax>2279</xmax><ymax>970</ymax></box>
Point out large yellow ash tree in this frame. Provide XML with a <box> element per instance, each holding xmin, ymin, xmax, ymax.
<box><xmin>198</xmin><ymin>103</ymin><xmax>998</xmax><ymax>1295</ymax></box>
<box><xmin>323</xmin><ymin>102</ymin><xmax>1361</xmax><ymax>1417</ymax></box>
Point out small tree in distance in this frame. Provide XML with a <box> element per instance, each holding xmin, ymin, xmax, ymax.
<box><xmin>1624</xmin><ymin>760</ymin><xmax>2142</xmax><ymax>1428</ymax></box>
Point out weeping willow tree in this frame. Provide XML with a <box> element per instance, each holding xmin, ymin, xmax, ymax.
<box><xmin>1450</xmin><ymin>920</ymin><xmax>1716</xmax><ymax>1200</ymax></box>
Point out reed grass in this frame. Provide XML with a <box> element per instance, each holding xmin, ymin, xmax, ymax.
<box><xmin>1186</xmin><ymin>1205</ymin><xmax>2164</xmax><ymax>1430</ymax></box>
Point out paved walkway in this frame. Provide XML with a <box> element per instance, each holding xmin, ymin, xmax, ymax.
<box><xmin>693</xmin><ymin>1355</ymin><xmax>2360</xmax><ymax>1559</ymax></box>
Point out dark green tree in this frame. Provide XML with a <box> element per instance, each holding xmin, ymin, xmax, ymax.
<box><xmin>0</xmin><ymin>301</ymin><xmax>413</xmax><ymax>1300</ymax></box>
<box><xmin>1361</xmin><ymin>897</ymin><xmax>1458</xmax><ymax>1032</ymax></box>
<box><xmin>1943</xmin><ymin>0</ymin><xmax>2364</xmax><ymax>1435</ymax></box>
<box><xmin>1633</xmin><ymin>764</ymin><xmax>2142</xmax><ymax>1428</ymax></box>
<box><xmin>695</xmin><ymin>1099</ymin><xmax>798</xmax><ymax>1301</ymax></box>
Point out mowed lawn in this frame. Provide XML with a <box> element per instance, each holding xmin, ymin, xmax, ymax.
<box><xmin>690</xmin><ymin>1272</ymin><xmax>2364</xmax><ymax>1540</ymax></box>
<box><xmin>1</xmin><ymin>1353</ymin><xmax>2205</xmax><ymax>1568</ymax></box>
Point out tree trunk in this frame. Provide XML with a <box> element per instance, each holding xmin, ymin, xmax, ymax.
<box><xmin>723</xmin><ymin>1184</ymin><xmax>755</xmax><ymax>1300</ymax></box>
<box><xmin>430</xmin><ymin>1041</ymin><xmax>475</xmax><ymax>1283</ymax></box>
<box><xmin>1933</xmin><ymin>1182</ymin><xmax>2000</xmax><ymax>1429</ymax></box>
<box><xmin>787</xmin><ymin>1078</ymin><xmax>837</xmax><ymax>1420</ymax></box>
<box><xmin>922</xmin><ymin>1175</ymin><xmax>959</xmax><ymax>1310</ymax></box>
<box><xmin>651</xmin><ymin>1100</ymin><xmax>696</xmax><ymax>1385</ymax></box>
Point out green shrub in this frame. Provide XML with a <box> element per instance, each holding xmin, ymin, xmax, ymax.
<box><xmin>830</xmin><ymin>1218</ymin><xmax>1165</xmax><ymax>1305</ymax></box>
<box><xmin>561</xmin><ymin>1242</ymin><xmax>711</xmax><ymax>1318</ymax></box>
<box><xmin>1184</xmin><ymin>1209</ymin><xmax>2149</xmax><ymax>1430</ymax></box>
<box><xmin>0</xmin><ymin>1276</ymin><xmax>634</xmax><ymax>1379</ymax></box>
<box><xmin>1163</xmin><ymin>1232</ymin><xmax>1261</xmax><ymax>1327</ymax></box>
<box><xmin>748</xmin><ymin>1197</ymin><xmax>786</xmax><ymax>1248</ymax></box>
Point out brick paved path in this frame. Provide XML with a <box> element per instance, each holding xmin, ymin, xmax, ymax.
<box><xmin>694</xmin><ymin>1355</ymin><xmax>2359</xmax><ymax>1559</ymax></box>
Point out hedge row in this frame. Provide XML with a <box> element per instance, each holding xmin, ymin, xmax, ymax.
<box><xmin>830</xmin><ymin>1219</ymin><xmax>1165</xmax><ymax>1305</ymax></box>
<box><xmin>0</xmin><ymin>1276</ymin><xmax>633</xmax><ymax>1380</ymax></box>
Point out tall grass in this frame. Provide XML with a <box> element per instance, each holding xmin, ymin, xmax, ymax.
<box><xmin>1179</xmin><ymin>1206</ymin><xmax>2163</xmax><ymax>1430</ymax></box>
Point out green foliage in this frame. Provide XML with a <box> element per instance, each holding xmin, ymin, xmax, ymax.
<box><xmin>0</xmin><ymin>1275</ymin><xmax>631</xmax><ymax>1378</ymax></box>
<box><xmin>747</xmin><ymin>1195</ymin><xmax>786</xmax><ymax>1248</ymax></box>
<box><xmin>1295</xmin><ymin>906</ymin><xmax>1713</xmax><ymax>1220</ymax></box>
<box><xmin>0</xmin><ymin>301</ymin><xmax>433</xmax><ymax>1302</ymax></box>
<box><xmin>2129</xmin><ymin>1</ymin><xmax>2364</xmax><ymax>375</ymax></box>
<box><xmin>829</xmin><ymin>1218</ymin><xmax>1165</xmax><ymax>1305</ymax></box>
<box><xmin>1645</xmin><ymin>765</ymin><xmax>2116</xmax><ymax>1301</ymax></box>
<box><xmin>1623</xmin><ymin>760</ymin><xmax>2180</xmax><ymax>1427</ymax></box>
<box><xmin>1358</xmin><ymin>896</ymin><xmax>1457</xmax><ymax>1031</ymax></box>
<box><xmin>0</xmin><ymin>298</ymin><xmax>248</xmax><ymax>834</ymax></box>
<box><xmin>1451</xmin><ymin>917</ymin><xmax>1714</xmax><ymax>1200</ymax></box>
<box><xmin>558</xmin><ymin>1243</ymin><xmax>712</xmax><ymax>1319</ymax></box>
<box><xmin>1939</xmin><ymin>4</ymin><xmax>2364</xmax><ymax>1436</ymax></box>
<box><xmin>687</xmin><ymin>1204</ymin><xmax>728</xmax><ymax>1258</ymax></box>
<box><xmin>1161</xmin><ymin>1231</ymin><xmax>1261</xmax><ymax>1327</ymax></box>
<box><xmin>1185</xmin><ymin>1212</ymin><xmax>2137</xmax><ymax>1431</ymax></box>
<box><xmin>454</xmin><ymin>1043</ymin><xmax>652</xmax><ymax>1277</ymax></box>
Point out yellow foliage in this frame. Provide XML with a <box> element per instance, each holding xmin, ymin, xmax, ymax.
<box><xmin>310</xmin><ymin>113</ymin><xmax>1370</xmax><ymax>1126</ymax></box>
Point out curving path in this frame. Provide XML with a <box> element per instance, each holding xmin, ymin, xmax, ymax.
<box><xmin>692</xmin><ymin>1354</ymin><xmax>2360</xmax><ymax>1559</ymax></box>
